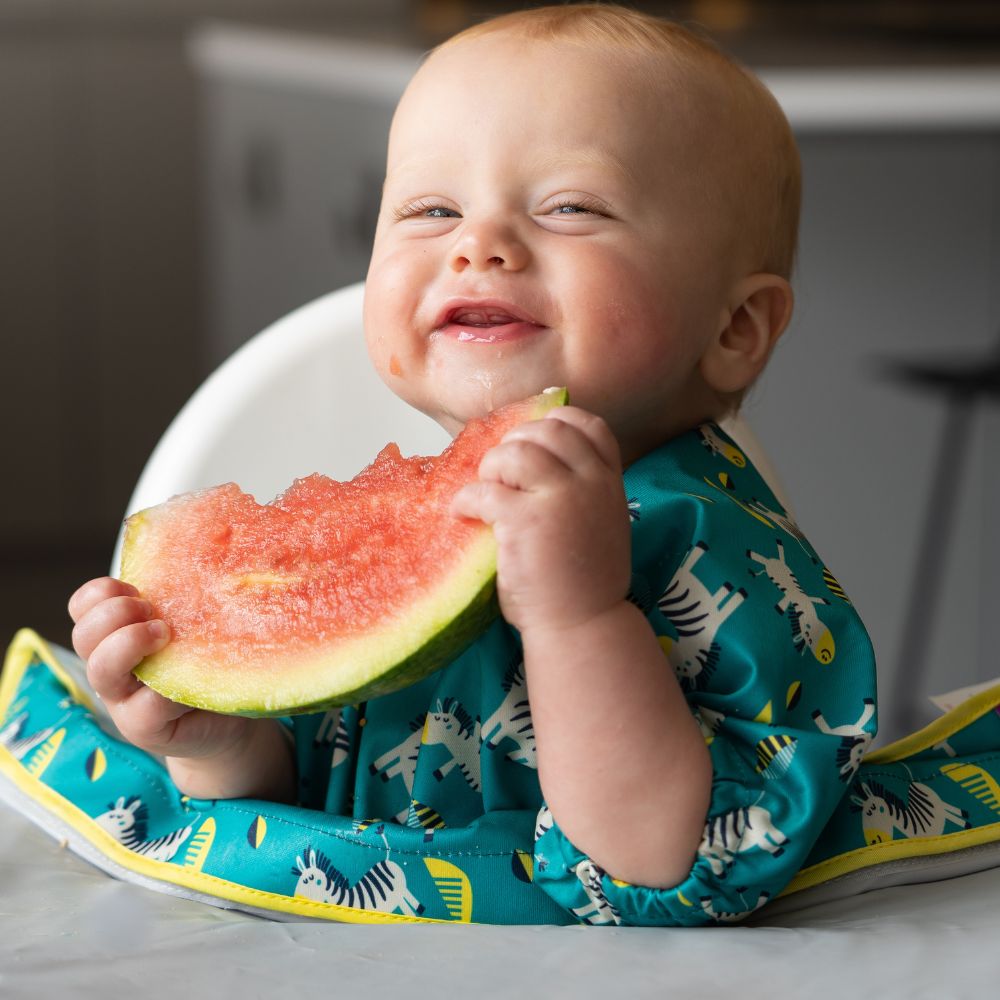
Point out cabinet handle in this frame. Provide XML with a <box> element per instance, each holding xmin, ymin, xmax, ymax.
<box><xmin>330</xmin><ymin>165</ymin><xmax>382</xmax><ymax>252</ymax></box>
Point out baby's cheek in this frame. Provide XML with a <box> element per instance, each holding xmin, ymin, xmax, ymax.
<box><xmin>365</xmin><ymin>334</ymin><xmax>392</xmax><ymax>382</ymax></box>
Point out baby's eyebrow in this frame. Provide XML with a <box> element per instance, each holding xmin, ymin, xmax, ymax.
<box><xmin>384</xmin><ymin>148</ymin><xmax>636</xmax><ymax>188</ymax></box>
<box><xmin>526</xmin><ymin>149</ymin><xmax>637</xmax><ymax>185</ymax></box>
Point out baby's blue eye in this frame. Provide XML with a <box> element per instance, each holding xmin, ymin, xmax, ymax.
<box><xmin>554</xmin><ymin>204</ymin><xmax>589</xmax><ymax>214</ymax></box>
<box><xmin>392</xmin><ymin>201</ymin><xmax>460</xmax><ymax>222</ymax></box>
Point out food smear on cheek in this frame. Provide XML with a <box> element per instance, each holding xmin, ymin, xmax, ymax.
<box><xmin>389</xmin><ymin>354</ymin><xmax>404</xmax><ymax>377</ymax></box>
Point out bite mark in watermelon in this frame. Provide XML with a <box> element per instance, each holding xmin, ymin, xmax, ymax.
<box><xmin>120</xmin><ymin>387</ymin><xmax>568</xmax><ymax>716</ymax></box>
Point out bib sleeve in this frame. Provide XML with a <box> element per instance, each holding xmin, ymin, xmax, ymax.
<box><xmin>531</xmin><ymin>425</ymin><xmax>878</xmax><ymax>925</ymax></box>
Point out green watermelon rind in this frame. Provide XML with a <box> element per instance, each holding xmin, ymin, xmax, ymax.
<box><xmin>122</xmin><ymin>387</ymin><xmax>568</xmax><ymax>717</ymax></box>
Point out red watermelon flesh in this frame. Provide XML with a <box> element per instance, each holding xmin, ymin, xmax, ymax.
<box><xmin>121</xmin><ymin>387</ymin><xmax>567</xmax><ymax>716</ymax></box>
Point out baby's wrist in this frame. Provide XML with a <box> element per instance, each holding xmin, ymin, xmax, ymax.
<box><xmin>518</xmin><ymin>598</ymin><xmax>640</xmax><ymax>650</ymax></box>
<box><xmin>166</xmin><ymin>719</ymin><xmax>294</xmax><ymax>801</ymax></box>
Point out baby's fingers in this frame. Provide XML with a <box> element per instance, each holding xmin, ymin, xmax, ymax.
<box><xmin>68</xmin><ymin>576</ymin><xmax>139</xmax><ymax>624</ymax></box>
<box><xmin>477</xmin><ymin>436</ymin><xmax>571</xmax><ymax>492</ymax></box>
<box><xmin>542</xmin><ymin>407</ymin><xmax>622</xmax><ymax>472</ymax></box>
<box><xmin>72</xmin><ymin>592</ymin><xmax>155</xmax><ymax>662</ymax></box>
<box><xmin>86</xmin><ymin>620</ymin><xmax>170</xmax><ymax>705</ymax></box>
<box><xmin>451</xmin><ymin>480</ymin><xmax>522</xmax><ymax>526</ymax></box>
<box><xmin>490</xmin><ymin>408</ymin><xmax>621</xmax><ymax>487</ymax></box>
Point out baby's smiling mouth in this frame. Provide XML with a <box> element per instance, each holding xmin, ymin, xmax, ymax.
<box><xmin>435</xmin><ymin>301</ymin><xmax>545</xmax><ymax>343</ymax></box>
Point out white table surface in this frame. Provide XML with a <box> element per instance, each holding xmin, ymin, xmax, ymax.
<box><xmin>3</xmin><ymin>798</ymin><xmax>999</xmax><ymax>999</ymax></box>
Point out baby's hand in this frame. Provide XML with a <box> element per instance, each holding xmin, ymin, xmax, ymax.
<box><xmin>451</xmin><ymin>407</ymin><xmax>631</xmax><ymax>637</ymax></box>
<box><xmin>68</xmin><ymin>578</ymin><xmax>253</xmax><ymax>760</ymax></box>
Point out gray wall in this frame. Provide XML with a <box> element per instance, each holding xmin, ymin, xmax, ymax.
<box><xmin>0</xmin><ymin>4</ymin><xmax>408</xmax><ymax>645</ymax></box>
<box><xmin>747</xmin><ymin>132</ymin><xmax>1000</xmax><ymax>739</ymax></box>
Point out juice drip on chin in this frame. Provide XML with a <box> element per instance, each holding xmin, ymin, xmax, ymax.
<box><xmin>469</xmin><ymin>356</ymin><xmax>511</xmax><ymax>412</ymax></box>
<box><xmin>428</xmin><ymin>332</ymin><xmax>524</xmax><ymax>414</ymax></box>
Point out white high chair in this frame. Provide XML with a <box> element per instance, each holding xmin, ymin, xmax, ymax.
<box><xmin>21</xmin><ymin>283</ymin><xmax>1000</xmax><ymax>986</ymax></box>
<box><xmin>111</xmin><ymin>280</ymin><xmax>791</xmax><ymax>573</ymax></box>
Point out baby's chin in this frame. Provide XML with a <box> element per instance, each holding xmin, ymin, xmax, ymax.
<box><xmin>427</xmin><ymin>368</ymin><xmax>559</xmax><ymax>435</ymax></box>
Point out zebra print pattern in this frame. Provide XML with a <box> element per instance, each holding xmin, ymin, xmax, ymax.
<box><xmin>328</xmin><ymin>860</ymin><xmax>402</xmax><ymax>909</ymax></box>
<box><xmin>852</xmin><ymin>779</ymin><xmax>937</xmax><ymax>833</ymax></box>
<box><xmin>293</xmin><ymin>846</ymin><xmax>424</xmax><ymax>915</ymax></box>
<box><xmin>96</xmin><ymin>796</ymin><xmax>192</xmax><ymax>862</ymax></box>
<box><xmin>0</xmin><ymin>714</ymin><xmax>53</xmax><ymax>760</ymax></box>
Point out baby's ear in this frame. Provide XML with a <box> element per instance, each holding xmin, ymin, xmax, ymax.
<box><xmin>700</xmin><ymin>274</ymin><xmax>793</xmax><ymax>395</ymax></box>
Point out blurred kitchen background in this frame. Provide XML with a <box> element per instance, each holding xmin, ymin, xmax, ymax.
<box><xmin>2</xmin><ymin>0</ymin><xmax>999</xmax><ymax>740</ymax></box>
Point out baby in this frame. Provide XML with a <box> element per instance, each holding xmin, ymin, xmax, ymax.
<box><xmin>67</xmin><ymin>4</ymin><xmax>876</xmax><ymax>925</ymax></box>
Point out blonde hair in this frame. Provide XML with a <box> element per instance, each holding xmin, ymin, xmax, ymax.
<box><xmin>434</xmin><ymin>3</ymin><xmax>801</xmax><ymax>279</ymax></box>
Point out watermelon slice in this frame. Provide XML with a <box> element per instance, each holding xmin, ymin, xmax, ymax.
<box><xmin>120</xmin><ymin>387</ymin><xmax>568</xmax><ymax>716</ymax></box>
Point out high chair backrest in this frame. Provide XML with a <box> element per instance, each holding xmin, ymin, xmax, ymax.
<box><xmin>110</xmin><ymin>281</ymin><xmax>791</xmax><ymax>574</ymax></box>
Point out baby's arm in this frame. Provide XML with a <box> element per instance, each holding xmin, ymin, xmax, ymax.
<box><xmin>522</xmin><ymin>599</ymin><xmax>712</xmax><ymax>888</ymax></box>
<box><xmin>452</xmin><ymin>408</ymin><xmax>711</xmax><ymax>888</ymax></box>
<box><xmin>69</xmin><ymin>577</ymin><xmax>296</xmax><ymax>802</ymax></box>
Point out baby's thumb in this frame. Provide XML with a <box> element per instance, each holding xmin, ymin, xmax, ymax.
<box><xmin>450</xmin><ymin>481</ymin><xmax>512</xmax><ymax>526</ymax></box>
<box><xmin>449</xmin><ymin>483</ymin><xmax>482</xmax><ymax>521</ymax></box>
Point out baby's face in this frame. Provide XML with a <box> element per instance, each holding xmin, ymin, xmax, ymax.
<box><xmin>364</xmin><ymin>33</ymin><xmax>737</xmax><ymax>459</ymax></box>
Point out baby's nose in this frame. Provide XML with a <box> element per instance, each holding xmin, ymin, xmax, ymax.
<box><xmin>449</xmin><ymin>220</ymin><xmax>529</xmax><ymax>273</ymax></box>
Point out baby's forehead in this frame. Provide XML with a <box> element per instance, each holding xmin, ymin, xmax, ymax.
<box><xmin>414</xmin><ymin>34</ymin><xmax>749</xmax><ymax>146</ymax></box>
<box><xmin>393</xmin><ymin>37</ymin><xmax>714</xmax><ymax>160</ymax></box>
<box><xmin>414</xmin><ymin>31</ymin><xmax>684</xmax><ymax>102</ymax></box>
